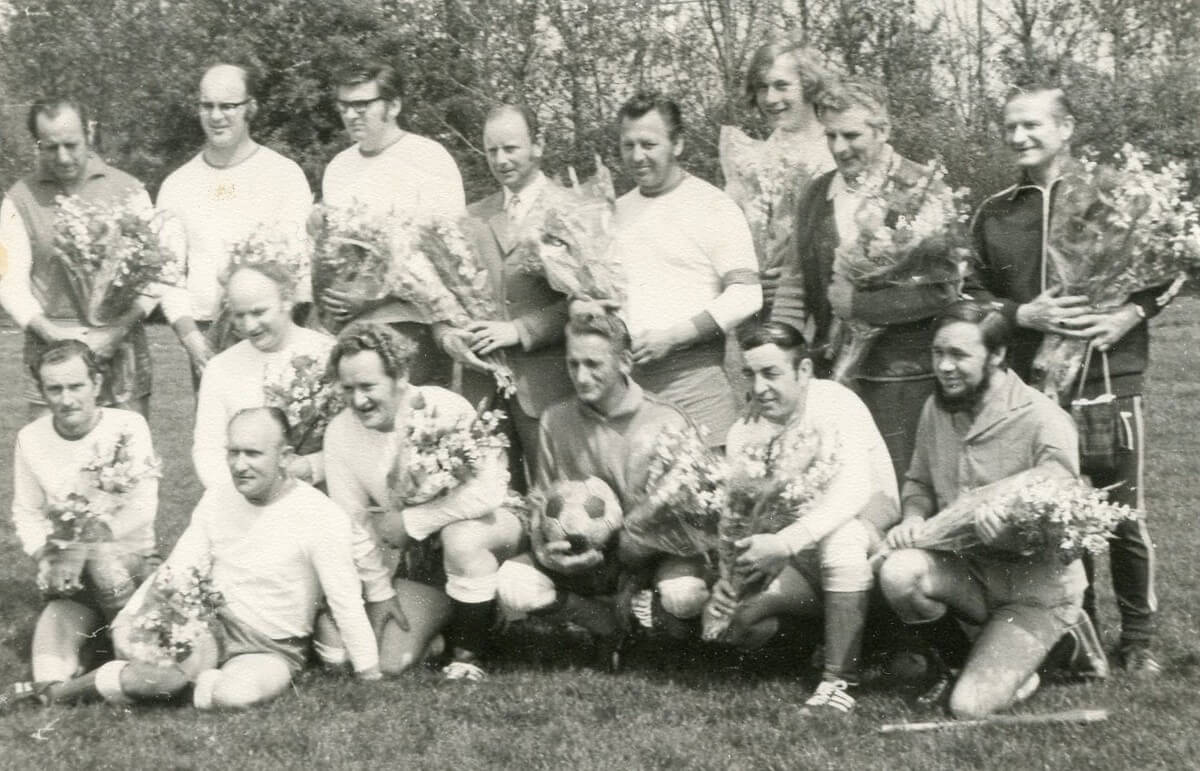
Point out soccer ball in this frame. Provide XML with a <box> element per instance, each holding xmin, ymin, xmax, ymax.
<box><xmin>537</xmin><ymin>477</ymin><xmax>623</xmax><ymax>552</ymax></box>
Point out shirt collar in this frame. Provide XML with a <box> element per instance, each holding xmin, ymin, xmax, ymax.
<box><xmin>503</xmin><ymin>170</ymin><xmax>547</xmax><ymax>209</ymax></box>
<box><xmin>1005</xmin><ymin>156</ymin><xmax>1085</xmax><ymax>200</ymax></box>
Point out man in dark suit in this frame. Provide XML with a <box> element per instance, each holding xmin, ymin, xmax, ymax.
<box><xmin>770</xmin><ymin>79</ymin><xmax>960</xmax><ymax>482</ymax></box>
<box><xmin>445</xmin><ymin>104</ymin><xmax>576</xmax><ymax>488</ymax></box>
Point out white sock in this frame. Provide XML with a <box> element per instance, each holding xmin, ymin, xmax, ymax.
<box><xmin>94</xmin><ymin>661</ymin><xmax>132</xmax><ymax>705</ymax></box>
<box><xmin>32</xmin><ymin>653</ymin><xmax>82</xmax><ymax>683</ymax></box>
<box><xmin>192</xmin><ymin>669</ymin><xmax>221</xmax><ymax>710</ymax></box>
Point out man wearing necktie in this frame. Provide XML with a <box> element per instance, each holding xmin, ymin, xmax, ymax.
<box><xmin>449</xmin><ymin>104</ymin><xmax>576</xmax><ymax>488</ymax></box>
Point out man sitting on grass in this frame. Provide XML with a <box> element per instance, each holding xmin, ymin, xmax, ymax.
<box><xmin>1</xmin><ymin>407</ymin><xmax>381</xmax><ymax>712</ymax></box>
<box><xmin>880</xmin><ymin>301</ymin><xmax>1094</xmax><ymax>718</ymax></box>
<box><xmin>704</xmin><ymin>322</ymin><xmax>900</xmax><ymax>714</ymax></box>
<box><xmin>496</xmin><ymin>313</ymin><xmax>711</xmax><ymax>663</ymax></box>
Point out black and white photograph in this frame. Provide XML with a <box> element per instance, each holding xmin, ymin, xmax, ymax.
<box><xmin>0</xmin><ymin>0</ymin><xmax>1197</xmax><ymax>767</ymax></box>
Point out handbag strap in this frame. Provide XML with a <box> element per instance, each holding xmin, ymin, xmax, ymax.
<box><xmin>1075</xmin><ymin>344</ymin><xmax>1113</xmax><ymax>400</ymax></box>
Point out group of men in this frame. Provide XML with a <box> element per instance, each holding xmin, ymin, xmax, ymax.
<box><xmin>0</xmin><ymin>57</ymin><xmax>1174</xmax><ymax>718</ymax></box>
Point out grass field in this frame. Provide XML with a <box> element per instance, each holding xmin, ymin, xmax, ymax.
<box><xmin>0</xmin><ymin>302</ymin><xmax>1198</xmax><ymax>770</ymax></box>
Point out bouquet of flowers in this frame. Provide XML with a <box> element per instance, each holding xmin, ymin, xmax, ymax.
<box><xmin>122</xmin><ymin>563</ymin><xmax>225</xmax><ymax>666</ymax></box>
<box><xmin>40</xmin><ymin>432</ymin><xmax>161</xmax><ymax>613</ymax></box>
<box><xmin>410</xmin><ymin>216</ymin><xmax>516</xmax><ymax>395</ymax></box>
<box><xmin>895</xmin><ymin>469</ymin><xmax>1137</xmax><ymax>565</ymax></box>
<box><xmin>702</xmin><ymin>423</ymin><xmax>840</xmax><ymax>641</ymax></box>
<box><xmin>827</xmin><ymin>159</ymin><xmax>971</xmax><ymax>384</ymax></box>
<box><xmin>513</xmin><ymin>158</ymin><xmax>626</xmax><ymax>307</ymax></box>
<box><xmin>310</xmin><ymin>204</ymin><xmax>393</xmax><ymax>333</ymax></box>
<box><xmin>720</xmin><ymin>125</ymin><xmax>829</xmax><ymax>271</ymax></box>
<box><xmin>1033</xmin><ymin>147</ymin><xmax>1200</xmax><ymax>399</ymax></box>
<box><xmin>624</xmin><ymin>427</ymin><xmax>724</xmax><ymax>558</ymax></box>
<box><xmin>263</xmin><ymin>354</ymin><xmax>344</xmax><ymax>455</ymax></box>
<box><xmin>54</xmin><ymin>193</ymin><xmax>179</xmax><ymax>326</ymax></box>
<box><xmin>387</xmin><ymin>392</ymin><xmax>510</xmax><ymax>508</ymax></box>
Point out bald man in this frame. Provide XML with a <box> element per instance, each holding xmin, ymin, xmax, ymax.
<box><xmin>0</xmin><ymin>407</ymin><xmax>380</xmax><ymax>713</ymax></box>
<box><xmin>157</xmin><ymin>63</ymin><xmax>314</xmax><ymax>377</ymax></box>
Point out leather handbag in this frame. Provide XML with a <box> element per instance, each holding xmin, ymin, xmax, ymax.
<box><xmin>1070</xmin><ymin>346</ymin><xmax>1126</xmax><ymax>474</ymax></box>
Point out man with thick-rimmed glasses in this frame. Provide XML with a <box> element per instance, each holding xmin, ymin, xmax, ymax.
<box><xmin>317</xmin><ymin>60</ymin><xmax>466</xmax><ymax>387</ymax></box>
<box><xmin>0</xmin><ymin>97</ymin><xmax>157</xmax><ymax>418</ymax></box>
<box><xmin>156</xmin><ymin>63</ymin><xmax>314</xmax><ymax>377</ymax></box>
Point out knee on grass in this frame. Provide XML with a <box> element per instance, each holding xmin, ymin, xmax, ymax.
<box><xmin>656</xmin><ymin>575</ymin><xmax>709</xmax><ymax>620</ymax></box>
<box><xmin>879</xmin><ymin>549</ymin><xmax>937</xmax><ymax>620</ymax></box>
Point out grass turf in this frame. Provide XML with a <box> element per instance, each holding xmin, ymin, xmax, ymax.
<box><xmin>0</xmin><ymin>301</ymin><xmax>1198</xmax><ymax>770</ymax></box>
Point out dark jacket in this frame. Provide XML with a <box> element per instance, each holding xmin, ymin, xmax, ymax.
<box><xmin>771</xmin><ymin>156</ymin><xmax>959</xmax><ymax>380</ymax></box>
<box><xmin>967</xmin><ymin>168</ymin><xmax>1179</xmax><ymax>399</ymax></box>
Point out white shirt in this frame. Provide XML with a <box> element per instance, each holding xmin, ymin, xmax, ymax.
<box><xmin>11</xmin><ymin>408</ymin><xmax>158</xmax><ymax>556</ymax></box>
<box><xmin>156</xmin><ymin>146</ymin><xmax>313</xmax><ymax>322</ymax></box>
<box><xmin>154</xmin><ymin>481</ymin><xmax>378</xmax><ymax>673</ymax></box>
<box><xmin>193</xmin><ymin>327</ymin><xmax>334</xmax><ymax>491</ymax></box>
<box><xmin>725</xmin><ymin>379</ymin><xmax>899</xmax><ymax>553</ymax></box>
<box><xmin>612</xmin><ymin>174</ymin><xmax>761</xmax><ymax>337</ymax></box>
<box><xmin>321</xmin><ymin>133</ymin><xmax>465</xmax><ymax>220</ymax></box>
<box><xmin>324</xmin><ymin>386</ymin><xmax>508</xmax><ymax>601</ymax></box>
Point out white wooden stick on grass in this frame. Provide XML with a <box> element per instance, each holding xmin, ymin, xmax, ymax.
<box><xmin>879</xmin><ymin>709</ymin><xmax>1109</xmax><ymax>734</ymax></box>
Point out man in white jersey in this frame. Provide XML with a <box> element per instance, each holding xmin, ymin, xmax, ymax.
<box><xmin>156</xmin><ymin>64</ymin><xmax>314</xmax><ymax>376</ymax></box>
<box><xmin>319</xmin><ymin>61</ymin><xmax>466</xmax><ymax>387</ymax></box>
<box><xmin>707</xmin><ymin>322</ymin><xmax>899</xmax><ymax>714</ymax></box>
<box><xmin>611</xmin><ymin>91</ymin><xmax>761</xmax><ymax>447</ymax></box>
<box><xmin>0</xmin><ymin>407</ymin><xmax>381</xmax><ymax>713</ymax></box>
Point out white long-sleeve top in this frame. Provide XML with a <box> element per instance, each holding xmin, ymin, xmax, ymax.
<box><xmin>161</xmin><ymin>480</ymin><xmax>378</xmax><ymax>673</ymax></box>
<box><xmin>612</xmin><ymin>174</ymin><xmax>761</xmax><ymax>338</ymax></box>
<box><xmin>155</xmin><ymin>146</ymin><xmax>313</xmax><ymax>323</ymax></box>
<box><xmin>324</xmin><ymin>385</ymin><xmax>507</xmax><ymax>602</ymax></box>
<box><xmin>321</xmin><ymin>133</ymin><xmax>466</xmax><ymax>221</ymax></box>
<box><xmin>11</xmin><ymin>408</ymin><xmax>158</xmax><ymax>557</ymax></box>
<box><xmin>192</xmin><ymin>327</ymin><xmax>334</xmax><ymax>491</ymax></box>
<box><xmin>725</xmin><ymin>379</ymin><xmax>900</xmax><ymax>553</ymax></box>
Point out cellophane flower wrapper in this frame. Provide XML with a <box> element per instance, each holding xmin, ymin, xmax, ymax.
<box><xmin>386</xmin><ymin>392</ymin><xmax>510</xmax><ymax>510</ymax></box>
<box><xmin>827</xmin><ymin>160</ymin><xmax>971</xmax><ymax>384</ymax></box>
<box><xmin>124</xmin><ymin>562</ymin><xmax>225</xmax><ymax>666</ymax></box>
<box><xmin>412</xmin><ymin>217</ymin><xmax>516</xmax><ymax>395</ymax></box>
<box><xmin>310</xmin><ymin>204</ymin><xmax>394</xmax><ymax>333</ymax></box>
<box><xmin>902</xmin><ymin>469</ymin><xmax>1138</xmax><ymax>564</ymax></box>
<box><xmin>719</xmin><ymin>125</ymin><xmax>827</xmax><ymax>272</ymax></box>
<box><xmin>1033</xmin><ymin>147</ymin><xmax>1200</xmax><ymax>399</ymax></box>
<box><xmin>512</xmin><ymin>160</ymin><xmax>627</xmax><ymax>307</ymax></box>
<box><xmin>702</xmin><ymin>424</ymin><xmax>839</xmax><ymax>641</ymax></box>
<box><xmin>263</xmin><ymin>354</ymin><xmax>345</xmax><ymax>455</ymax></box>
<box><xmin>624</xmin><ymin>427</ymin><xmax>724</xmax><ymax>558</ymax></box>
<box><xmin>54</xmin><ymin>194</ymin><xmax>182</xmax><ymax>326</ymax></box>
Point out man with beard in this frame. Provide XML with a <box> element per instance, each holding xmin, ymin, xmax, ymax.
<box><xmin>880</xmin><ymin>301</ymin><xmax>1088</xmax><ymax>718</ymax></box>
<box><xmin>967</xmin><ymin>86</ymin><xmax>1175</xmax><ymax>677</ymax></box>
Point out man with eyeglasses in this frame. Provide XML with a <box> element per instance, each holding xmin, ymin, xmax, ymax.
<box><xmin>0</xmin><ymin>97</ymin><xmax>157</xmax><ymax>418</ymax></box>
<box><xmin>156</xmin><ymin>63</ymin><xmax>314</xmax><ymax>377</ymax></box>
<box><xmin>318</xmin><ymin>61</ymin><xmax>466</xmax><ymax>387</ymax></box>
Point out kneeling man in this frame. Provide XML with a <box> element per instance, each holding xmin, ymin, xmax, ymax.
<box><xmin>2</xmin><ymin>407</ymin><xmax>380</xmax><ymax>712</ymax></box>
<box><xmin>706</xmin><ymin>322</ymin><xmax>899</xmax><ymax>714</ymax></box>
<box><xmin>497</xmin><ymin>313</ymin><xmax>712</xmax><ymax>654</ymax></box>
<box><xmin>880</xmin><ymin>301</ymin><xmax>1086</xmax><ymax>718</ymax></box>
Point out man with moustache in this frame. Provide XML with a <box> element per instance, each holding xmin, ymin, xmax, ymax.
<box><xmin>771</xmin><ymin>78</ymin><xmax>961</xmax><ymax>482</ymax></box>
<box><xmin>319</xmin><ymin>61</ymin><xmax>466</xmax><ymax>387</ymax></box>
<box><xmin>0</xmin><ymin>98</ymin><xmax>158</xmax><ymax>417</ymax></box>
<box><xmin>610</xmin><ymin>91</ymin><xmax>761</xmax><ymax>448</ymax></box>
<box><xmin>450</xmin><ymin>104</ymin><xmax>575</xmax><ymax>484</ymax></box>
<box><xmin>156</xmin><ymin>63</ymin><xmax>314</xmax><ymax>375</ymax></box>
<box><xmin>967</xmin><ymin>86</ymin><xmax>1176</xmax><ymax>677</ymax></box>
<box><xmin>881</xmin><ymin>301</ymin><xmax>1087</xmax><ymax>718</ymax></box>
